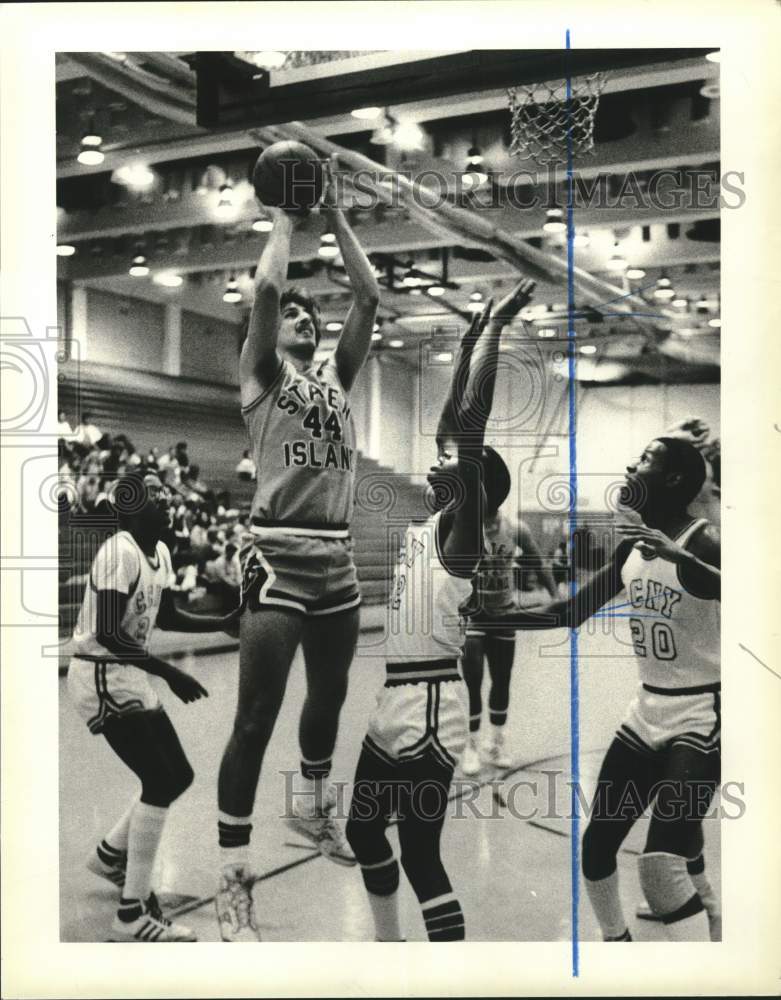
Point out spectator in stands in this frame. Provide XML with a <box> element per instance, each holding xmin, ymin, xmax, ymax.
<box><xmin>57</xmin><ymin>410</ymin><xmax>74</xmax><ymax>439</ymax></box>
<box><xmin>189</xmin><ymin>509</ymin><xmax>212</xmax><ymax>549</ymax></box>
<box><xmin>175</xmin><ymin>441</ymin><xmax>189</xmax><ymax>476</ymax></box>
<box><xmin>182</xmin><ymin>463</ymin><xmax>211</xmax><ymax>504</ymax></box>
<box><xmin>235</xmin><ymin>449</ymin><xmax>256</xmax><ymax>482</ymax></box>
<box><xmin>73</xmin><ymin>412</ymin><xmax>103</xmax><ymax>448</ymax></box>
<box><xmin>204</xmin><ymin>541</ymin><xmax>241</xmax><ymax>611</ymax></box>
<box><xmin>146</xmin><ymin>446</ymin><xmax>161</xmax><ymax>470</ymax></box>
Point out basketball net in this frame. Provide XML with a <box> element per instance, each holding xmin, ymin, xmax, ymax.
<box><xmin>507</xmin><ymin>73</ymin><xmax>607</xmax><ymax>166</ymax></box>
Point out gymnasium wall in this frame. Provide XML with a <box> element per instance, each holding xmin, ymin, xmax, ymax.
<box><xmin>85</xmin><ymin>288</ymin><xmax>165</xmax><ymax>371</ymax></box>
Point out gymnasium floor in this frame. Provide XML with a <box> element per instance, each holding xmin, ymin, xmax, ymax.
<box><xmin>58</xmin><ymin>616</ymin><xmax>721</xmax><ymax>943</ymax></box>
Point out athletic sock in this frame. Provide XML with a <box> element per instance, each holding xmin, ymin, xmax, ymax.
<box><xmin>421</xmin><ymin>892</ymin><xmax>465</xmax><ymax>941</ymax></box>
<box><xmin>468</xmin><ymin>713</ymin><xmax>482</xmax><ymax>735</ymax></box>
<box><xmin>299</xmin><ymin>756</ymin><xmax>332</xmax><ymax>813</ymax></box>
<box><xmin>123</xmin><ymin>802</ymin><xmax>167</xmax><ymax>903</ymax></box>
<box><xmin>218</xmin><ymin>810</ymin><xmax>253</xmax><ymax>871</ymax></box>
<box><xmin>97</xmin><ymin>839</ymin><xmax>127</xmax><ymax>868</ymax></box>
<box><xmin>117</xmin><ymin>897</ymin><xmax>145</xmax><ymax>923</ymax></box>
<box><xmin>360</xmin><ymin>857</ymin><xmax>402</xmax><ymax>940</ymax></box>
<box><xmin>584</xmin><ymin>870</ymin><xmax>629</xmax><ymax>940</ymax></box>
<box><xmin>488</xmin><ymin>711</ymin><xmax>508</xmax><ymax>728</ymax></box>
<box><xmin>103</xmin><ymin>797</ymin><xmax>138</xmax><ymax>854</ymax></box>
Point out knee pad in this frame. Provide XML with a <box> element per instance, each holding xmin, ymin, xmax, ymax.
<box><xmin>359</xmin><ymin>857</ymin><xmax>400</xmax><ymax>897</ymax></box>
<box><xmin>638</xmin><ymin>852</ymin><xmax>704</xmax><ymax>922</ymax></box>
<box><xmin>581</xmin><ymin>823</ymin><xmax>618</xmax><ymax>882</ymax></box>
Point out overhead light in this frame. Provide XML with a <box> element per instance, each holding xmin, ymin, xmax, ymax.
<box><xmin>467</xmin><ymin>301</ymin><xmax>484</xmax><ymax>313</ymax></box>
<box><xmin>700</xmin><ymin>82</ymin><xmax>720</xmax><ymax>99</ymax></box>
<box><xmin>326</xmin><ymin>321</ymin><xmax>343</xmax><ymax>332</ymax></box>
<box><xmin>427</xmin><ymin>284</ymin><xmax>445</xmax><ymax>297</ymax></box>
<box><xmin>318</xmin><ymin>244</ymin><xmax>339</xmax><ymax>259</ymax></box>
<box><xmin>77</xmin><ymin>133</ymin><xmax>104</xmax><ymax>166</ymax></box>
<box><xmin>112</xmin><ymin>163</ymin><xmax>156</xmax><ymax>190</ymax></box>
<box><xmin>580</xmin><ymin>344</ymin><xmax>597</xmax><ymax>355</ymax></box>
<box><xmin>153</xmin><ymin>271</ymin><xmax>183</xmax><ymax>288</ymax></box>
<box><xmin>672</xmin><ymin>298</ymin><xmax>688</xmax><ymax>308</ymax></box>
<box><xmin>351</xmin><ymin>106</ymin><xmax>383</xmax><ymax>120</ymax></box>
<box><xmin>236</xmin><ymin>50</ymin><xmax>287</xmax><ymax>70</ymax></box>
<box><xmin>543</xmin><ymin>208</ymin><xmax>566</xmax><ymax>234</ymax></box>
<box><xmin>626</xmin><ymin>267</ymin><xmax>646</xmax><ymax>280</ymax></box>
<box><xmin>394</xmin><ymin>121</ymin><xmax>425</xmax><ymax>151</ymax></box>
<box><xmin>402</xmin><ymin>267</ymin><xmax>422</xmax><ymax>287</ymax></box>
<box><xmin>469</xmin><ymin>291</ymin><xmax>483</xmax><ymax>302</ymax></box>
<box><xmin>129</xmin><ymin>255</ymin><xmax>149</xmax><ymax>277</ymax></box>
<box><xmin>464</xmin><ymin>145</ymin><xmax>488</xmax><ymax>187</ymax></box>
<box><xmin>573</xmin><ymin>231</ymin><xmax>590</xmax><ymax>248</ymax></box>
<box><xmin>409</xmin><ymin>288</ymin><xmax>422</xmax><ymax>296</ymax></box>
<box><xmin>705</xmin><ymin>51</ymin><xmax>721</xmax><ymax>63</ymax></box>
<box><xmin>214</xmin><ymin>183</ymin><xmax>236</xmax><ymax>219</ymax></box>
<box><xmin>388</xmin><ymin>338</ymin><xmax>405</xmax><ymax>348</ymax></box>
<box><xmin>252</xmin><ymin>218</ymin><xmax>273</xmax><ymax>233</ymax></box>
<box><xmin>653</xmin><ymin>286</ymin><xmax>676</xmax><ymax>301</ymax></box>
<box><xmin>373</xmin><ymin>322</ymin><xmax>381</xmax><ymax>333</ymax></box>
<box><xmin>321</xmin><ymin>232</ymin><xmax>336</xmax><ymax>244</ymax></box>
<box><xmin>708</xmin><ymin>317</ymin><xmax>721</xmax><ymax>328</ymax></box>
<box><xmin>223</xmin><ymin>277</ymin><xmax>242</xmax><ymax>304</ymax></box>
<box><xmin>436</xmin><ymin>351</ymin><xmax>454</xmax><ymax>363</ymax></box>
<box><xmin>695</xmin><ymin>295</ymin><xmax>710</xmax><ymax>311</ymax></box>
<box><xmin>656</xmin><ymin>276</ymin><xmax>672</xmax><ymax>287</ymax></box>
<box><xmin>371</xmin><ymin>332</ymin><xmax>383</xmax><ymax>342</ymax></box>
<box><xmin>370</xmin><ymin>119</ymin><xmax>395</xmax><ymax>145</ymax></box>
<box><xmin>56</xmin><ymin>244</ymin><xmax>76</xmax><ymax>257</ymax></box>
<box><xmin>538</xmin><ymin>328</ymin><xmax>557</xmax><ymax>338</ymax></box>
<box><xmin>606</xmin><ymin>253</ymin><xmax>628</xmax><ymax>272</ymax></box>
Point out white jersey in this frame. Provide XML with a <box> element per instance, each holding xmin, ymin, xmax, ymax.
<box><xmin>620</xmin><ymin>518</ymin><xmax>719</xmax><ymax>690</ymax></box>
<box><xmin>72</xmin><ymin>531</ymin><xmax>174</xmax><ymax>659</ymax></box>
<box><xmin>385</xmin><ymin>513</ymin><xmax>475</xmax><ymax>663</ymax></box>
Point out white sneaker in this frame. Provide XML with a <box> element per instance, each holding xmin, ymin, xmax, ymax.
<box><xmin>286</xmin><ymin>785</ymin><xmax>356</xmax><ymax>866</ymax></box>
<box><xmin>109</xmin><ymin>893</ymin><xmax>197</xmax><ymax>942</ymax></box>
<box><xmin>483</xmin><ymin>730</ymin><xmax>511</xmax><ymax>769</ymax></box>
<box><xmin>461</xmin><ymin>739</ymin><xmax>481</xmax><ymax>776</ymax></box>
<box><xmin>87</xmin><ymin>847</ymin><xmax>126</xmax><ymax>889</ymax></box>
<box><xmin>215</xmin><ymin>865</ymin><xmax>262</xmax><ymax>942</ymax></box>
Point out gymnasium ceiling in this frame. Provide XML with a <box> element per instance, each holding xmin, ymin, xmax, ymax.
<box><xmin>55</xmin><ymin>49</ymin><xmax>721</xmax><ymax>385</ymax></box>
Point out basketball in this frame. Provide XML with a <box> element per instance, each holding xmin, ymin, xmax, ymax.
<box><xmin>251</xmin><ymin>141</ymin><xmax>325</xmax><ymax>214</ymax></box>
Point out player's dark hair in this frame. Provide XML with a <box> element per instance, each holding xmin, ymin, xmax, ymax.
<box><xmin>281</xmin><ymin>286</ymin><xmax>322</xmax><ymax>344</ymax></box>
<box><xmin>654</xmin><ymin>437</ymin><xmax>707</xmax><ymax>505</ymax></box>
<box><xmin>481</xmin><ymin>445</ymin><xmax>511</xmax><ymax>512</ymax></box>
<box><xmin>109</xmin><ymin>470</ymin><xmax>148</xmax><ymax>527</ymax></box>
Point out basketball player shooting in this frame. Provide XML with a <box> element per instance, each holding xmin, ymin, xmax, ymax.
<box><xmin>67</xmin><ymin>471</ymin><xmax>237</xmax><ymax>942</ymax></box>
<box><xmin>345</xmin><ymin>277</ymin><xmax>536</xmax><ymax>941</ymax></box>
<box><xmin>472</xmin><ymin>436</ymin><xmax>721</xmax><ymax>941</ymax></box>
<box><xmin>215</xmin><ymin>155</ymin><xmax>380</xmax><ymax>941</ymax></box>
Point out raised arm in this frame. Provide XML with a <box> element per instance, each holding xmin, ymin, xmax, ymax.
<box><xmin>239</xmin><ymin>206</ymin><xmax>296</xmax><ymax>405</ymax></box>
<box><xmin>325</xmin><ymin>159</ymin><xmax>380</xmax><ymax>391</ymax></box>
<box><xmin>616</xmin><ymin>520</ymin><xmax>720</xmax><ymax>600</ymax></box>
<box><xmin>442</xmin><ymin>278</ymin><xmax>536</xmax><ymax>571</ymax></box>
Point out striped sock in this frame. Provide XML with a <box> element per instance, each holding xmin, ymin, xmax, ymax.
<box><xmin>218</xmin><ymin>810</ymin><xmax>253</xmax><ymax>870</ymax></box>
<box><xmin>117</xmin><ymin>897</ymin><xmax>144</xmax><ymax>923</ymax></box>
<box><xmin>299</xmin><ymin>757</ymin><xmax>332</xmax><ymax>813</ymax></box>
<box><xmin>421</xmin><ymin>892</ymin><xmax>465</xmax><ymax>941</ymax></box>
<box><xmin>488</xmin><ymin>710</ymin><xmax>508</xmax><ymax>727</ymax></box>
<box><xmin>97</xmin><ymin>839</ymin><xmax>127</xmax><ymax>868</ymax></box>
<box><xmin>469</xmin><ymin>713</ymin><xmax>482</xmax><ymax>734</ymax></box>
<box><xmin>361</xmin><ymin>858</ymin><xmax>402</xmax><ymax>941</ymax></box>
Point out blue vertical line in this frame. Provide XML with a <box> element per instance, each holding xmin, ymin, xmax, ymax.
<box><xmin>565</xmin><ymin>27</ymin><xmax>580</xmax><ymax>979</ymax></box>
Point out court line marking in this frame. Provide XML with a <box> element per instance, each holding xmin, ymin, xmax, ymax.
<box><xmin>164</xmin><ymin>745</ymin><xmax>609</xmax><ymax>924</ymax></box>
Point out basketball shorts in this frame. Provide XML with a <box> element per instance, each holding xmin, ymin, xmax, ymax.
<box><xmin>617</xmin><ymin>682</ymin><xmax>721</xmax><ymax>755</ymax></box>
<box><xmin>239</xmin><ymin>533</ymin><xmax>361</xmax><ymax>617</ymax></box>
<box><xmin>67</xmin><ymin>656</ymin><xmax>161</xmax><ymax>734</ymax></box>
<box><xmin>465</xmin><ymin>600</ymin><xmax>517</xmax><ymax>642</ymax></box>
<box><xmin>365</xmin><ymin>659</ymin><xmax>468</xmax><ymax>771</ymax></box>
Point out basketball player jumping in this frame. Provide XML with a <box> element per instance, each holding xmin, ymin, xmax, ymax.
<box><xmin>215</xmin><ymin>160</ymin><xmax>379</xmax><ymax>940</ymax></box>
<box><xmin>472</xmin><ymin>436</ymin><xmax>721</xmax><ymax>941</ymax></box>
<box><xmin>461</xmin><ymin>502</ymin><xmax>557</xmax><ymax>775</ymax></box>
<box><xmin>67</xmin><ymin>471</ymin><xmax>236</xmax><ymax>942</ymax></box>
<box><xmin>345</xmin><ymin>277</ymin><xmax>536</xmax><ymax>942</ymax></box>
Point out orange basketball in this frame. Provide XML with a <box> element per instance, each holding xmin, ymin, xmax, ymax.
<box><xmin>251</xmin><ymin>141</ymin><xmax>325</xmax><ymax>214</ymax></box>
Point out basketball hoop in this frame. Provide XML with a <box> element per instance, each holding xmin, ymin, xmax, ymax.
<box><xmin>507</xmin><ymin>73</ymin><xmax>607</xmax><ymax>165</ymax></box>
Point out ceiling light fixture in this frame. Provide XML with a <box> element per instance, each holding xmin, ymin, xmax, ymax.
<box><xmin>388</xmin><ymin>338</ymin><xmax>405</xmax><ymax>348</ymax></box>
<box><xmin>580</xmin><ymin>344</ymin><xmax>597</xmax><ymax>354</ymax></box>
<box><xmin>573</xmin><ymin>231</ymin><xmax>590</xmax><ymax>248</ymax></box>
<box><xmin>318</xmin><ymin>244</ymin><xmax>339</xmax><ymax>259</ymax></box>
<box><xmin>214</xmin><ymin>182</ymin><xmax>236</xmax><ymax>219</ymax></box>
<box><xmin>351</xmin><ymin>106</ymin><xmax>383</xmax><ymax>120</ymax></box>
<box><xmin>77</xmin><ymin>133</ymin><xmax>105</xmax><ymax>166</ymax></box>
<box><xmin>705</xmin><ymin>51</ymin><xmax>721</xmax><ymax>63</ymax></box>
<box><xmin>427</xmin><ymin>284</ymin><xmax>445</xmax><ymax>297</ymax></box>
<box><xmin>128</xmin><ymin>254</ymin><xmax>149</xmax><ymax>277</ymax></box>
<box><xmin>321</xmin><ymin>232</ymin><xmax>336</xmax><ymax>244</ymax></box>
<box><xmin>252</xmin><ymin>218</ymin><xmax>273</xmax><ymax>233</ymax></box>
<box><xmin>56</xmin><ymin>244</ymin><xmax>76</xmax><ymax>257</ymax></box>
<box><xmin>326</xmin><ymin>321</ymin><xmax>343</xmax><ymax>332</ymax></box>
<box><xmin>708</xmin><ymin>317</ymin><xmax>721</xmax><ymax>328</ymax></box>
<box><xmin>543</xmin><ymin>208</ymin><xmax>566</xmax><ymax>234</ymax></box>
<box><xmin>153</xmin><ymin>271</ymin><xmax>183</xmax><ymax>288</ymax></box>
<box><xmin>223</xmin><ymin>276</ymin><xmax>242</xmax><ymax>304</ymax></box>
<box><xmin>112</xmin><ymin>163</ymin><xmax>156</xmax><ymax>190</ymax></box>
<box><xmin>626</xmin><ymin>267</ymin><xmax>646</xmax><ymax>280</ymax></box>
<box><xmin>394</xmin><ymin>120</ymin><xmax>426</xmax><ymax>152</ymax></box>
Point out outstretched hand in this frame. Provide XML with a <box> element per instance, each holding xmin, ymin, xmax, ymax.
<box><xmin>663</xmin><ymin>415</ymin><xmax>710</xmax><ymax>449</ymax></box>
<box><xmin>615</xmin><ymin>523</ymin><xmax>686</xmax><ymax>564</ymax></box>
<box><xmin>492</xmin><ymin>277</ymin><xmax>536</xmax><ymax>328</ymax></box>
